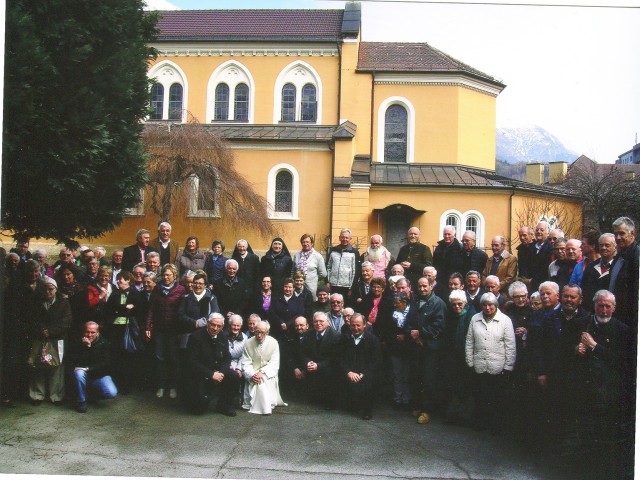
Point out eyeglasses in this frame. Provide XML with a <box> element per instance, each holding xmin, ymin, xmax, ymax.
<box><xmin>331</xmin><ymin>301</ymin><xmax>343</xmax><ymax>304</ymax></box>
<box><xmin>512</xmin><ymin>294</ymin><xmax>527</xmax><ymax>299</ymax></box>
<box><xmin>193</xmin><ymin>282</ymin><xmax>206</xmax><ymax>286</ymax></box>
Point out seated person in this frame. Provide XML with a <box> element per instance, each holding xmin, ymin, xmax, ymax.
<box><xmin>240</xmin><ymin>321</ymin><xmax>286</xmax><ymax>415</ymax></box>
<box><xmin>72</xmin><ymin>321</ymin><xmax>118</xmax><ymax>413</ymax></box>
<box><xmin>185</xmin><ymin>313</ymin><xmax>239</xmax><ymax>416</ymax></box>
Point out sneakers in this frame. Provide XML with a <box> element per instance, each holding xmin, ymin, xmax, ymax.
<box><xmin>156</xmin><ymin>388</ymin><xmax>164</xmax><ymax>399</ymax></box>
<box><xmin>417</xmin><ymin>412</ymin><xmax>431</xmax><ymax>425</ymax></box>
<box><xmin>169</xmin><ymin>389</ymin><xmax>177</xmax><ymax>399</ymax></box>
<box><xmin>76</xmin><ymin>402</ymin><xmax>88</xmax><ymax>413</ymax></box>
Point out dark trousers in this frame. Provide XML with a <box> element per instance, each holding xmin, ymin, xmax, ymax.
<box><xmin>186</xmin><ymin>372</ymin><xmax>239</xmax><ymax>415</ymax></box>
<box><xmin>472</xmin><ymin>372</ymin><xmax>507</xmax><ymax>431</ymax></box>
<box><xmin>341</xmin><ymin>374</ymin><xmax>375</xmax><ymax>414</ymax></box>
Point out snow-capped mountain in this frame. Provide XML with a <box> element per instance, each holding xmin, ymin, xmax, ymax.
<box><xmin>496</xmin><ymin>125</ymin><xmax>578</xmax><ymax>165</ymax></box>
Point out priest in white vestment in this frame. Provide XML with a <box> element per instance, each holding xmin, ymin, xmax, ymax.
<box><xmin>240</xmin><ymin>321</ymin><xmax>286</xmax><ymax>415</ymax></box>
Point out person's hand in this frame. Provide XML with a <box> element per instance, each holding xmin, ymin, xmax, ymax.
<box><xmin>396</xmin><ymin>333</ymin><xmax>406</xmax><ymax>343</ymax></box>
<box><xmin>347</xmin><ymin>371</ymin><xmax>362</xmax><ymax>383</ymax></box>
<box><xmin>410</xmin><ymin>329</ymin><xmax>420</xmax><ymax>339</ymax></box>
<box><xmin>252</xmin><ymin>372</ymin><xmax>264</xmax><ymax>384</ymax></box>
<box><xmin>42</xmin><ymin>329</ymin><xmax>49</xmax><ymax>338</ymax></box>
<box><xmin>576</xmin><ymin>343</ymin><xmax>587</xmax><ymax>356</ymax></box>
<box><xmin>81</xmin><ymin>336</ymin><xmax>92</xmax><ymax>347</ymax></box>
<box><xmin>212</xmin><ymin>371</ymin><xmax>224</xmax><ymax>382</ymax></box>
<box><xmin>515</xmin><ymin>327</ymin><xmax>527</xmax><ymax>337</ymax></box>
<box><xmin>125</xmin><ymin>304</ymin><xmax>134</xmax><ymax>310</ymax></box>
<box><xmin>74</xmin><ymin>367</ymin><xmax>88</xmax><ymax>372</ymax></box>
<box><xmin>581</xmin><ymin>332</ymin><xmax>597</xmax><ymax>350</ymax></box>
<box><xmin>401</xmin><ymin>261</ymin><xmax>410</xmax><ymax>269</ymax></box>
<box><xmin>281</xmin><ymin>323</ymin><xmax>288</xmax><ymax>331</ymax></box>
<box><xmin>294</xmin><ymin>368</ymin><xmax>305</xmax><ymax>380</ymax></box>
<box><xmin>145</xmin><ymin>330</ymin><xmax>151</xmax><ymax>341</ymax></box>
<box><xmin>537</xmin><ymin>375</ymin><xmax>547</xmax><ymax>388</ymax></box>
<box><xmin>307</xmin><ymin>361</ymin><xmax>318</xmax><ymax>372</ymax></box>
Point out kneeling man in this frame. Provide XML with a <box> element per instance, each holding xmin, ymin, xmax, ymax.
<box><xmin>73</xmin><ymin>321</ymin><xmax>118</xmax><ymax>413</ymax></box>
<box><xmin>337</xmin><ymin>313</ymin><xmax>382</xmax><ymax>420</ymax></box>
<box><xmin>186</xmin><ymin>313</ymin><xmax>239</xmax><ymax>416</ymax></box>
<box><xmin>241</xmin><ymin>321</ymin><xmax>286</xmax><ymax>415</ymax></box>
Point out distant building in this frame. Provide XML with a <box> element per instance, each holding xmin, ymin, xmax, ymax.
<box><xmin>617</xmin><ymin>143</ymin><xmax>640</xmax><ymax>165</ymax></box>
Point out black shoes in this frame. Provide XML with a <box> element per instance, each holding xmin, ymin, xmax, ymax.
<box><xmin>76</xmin><ymin>402</ymin><xmax>88</xmax><ymax>413</ymax></box>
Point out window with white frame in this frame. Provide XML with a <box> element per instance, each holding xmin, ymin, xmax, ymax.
<box><xmin>267</xmin><ymin>164</ymin><xmax>299</xmax><ymax>220</ymax></box>
<box><xmin>273</xmin><ymin>61</ymin><xmax>321</xmax><ymax>124</ymax></box>
<box><xmin>207</xmin><ymin>61</ymin><xmax>254</xmax><ymax>123</ymax></box>
<box><xmin>148</xmin><ymin>61</ymin><xmax>187</xmax><ymax>122</ymax></box>
<box><xmin>124</xmin><ymin>189</ymin><xmax>145</xmax><ymax>216</ymax></box>
<box><xmin>188</xmin><ymin>175</ymin><xmax>219</xmax><ymax>218</ymax></box>
<box><xmin>377</xmin><ymin>97</ymin><xmax>415</xmax><ymax>163</ymax></box>
<box><xmin>440</xmin><ymin>209</ymin><xmax>485</xmax><ymax>246</ymax></box>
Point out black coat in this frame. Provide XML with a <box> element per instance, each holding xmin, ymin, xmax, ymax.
<box><xmin>260</xmin><ymin>253</ymin><xmax>293</xmax><ymax>295</ymax></box>
<box><xmin>214</xmin><ymin>276</ymin><xmax>248</xmax><ymax>318</ymax></box>
<box><xmin>177</xmin><ymin>290</ymin><xmax>220</xmax><ymax>334</ymax></box>
<box><xmin>72</xmin><ymin>334</ymin><xmax>112</xmax><ymax>380</ymax></box>
<box><xmin>187</xmin><ymin>328</ymin><xmax>232</xmax><ymax>380</ymax></box>
<box><xmin>336</xmin><ymin>330</ymin><xmax>382</xmax><ymax>380</ymax></box>
<box><xmin>122</xmin><ymin>244</ymin><xmax>157</xmax><ymax>273</ymax></box>
<box><xmin>396</xmin><ymin>242</ymin><xmax>433</xmax><ymax>287</ymax></box>
<box><xmin>433</xmin><ymin>239</ymin><xmax>464</xmax><ymax>284</ymax></box>
<box><xmin>527</xmin><ymin>239</ymin><xmax>553</xmax><ymax>292</ymax></box>
<box><xmin>232</xmin><ymin>250</ymin><xmax>261</xmax><ymax>295</ymax></box>
<box><xmin>268</xmin><ymin>294</ymin><xmax>307</xmax><ymax>338</ymax></box>
<box><xmin>300</xmin><ymin>327</ymin><xmax>341</xmax><ymax>372</ymax></box>
<box><xmin>460</xmin><ymin>247</ymin><xmax>488</xmax><ymax>277</ymax></box>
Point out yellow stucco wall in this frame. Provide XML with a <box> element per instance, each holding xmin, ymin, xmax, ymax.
<box><xmin>148</xmin><ymin>53</ymin><xmax>340</xmax><ymax>125</ymax></box>
<box><xmin>371</xmin><ymin>83</ymin><xmax>497</xmax><ymax>168</ymax></box>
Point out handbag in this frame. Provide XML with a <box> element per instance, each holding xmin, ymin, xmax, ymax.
<box><xmin>122</xmin><ymin>317</ymin><xmax>144</xmax><ymax>353</ymax></box>
<box><xmin>27</xmin><ymin>338</ymin><xmax>61</xmax><ymax>369</ymax></box>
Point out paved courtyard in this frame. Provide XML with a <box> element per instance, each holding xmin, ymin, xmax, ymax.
<box><xmin>0</xmin><ymin>390</ymin><xmax>585</xmax><ymax>480</ymax></box>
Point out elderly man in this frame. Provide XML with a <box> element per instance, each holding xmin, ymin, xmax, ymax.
<box><xmin>575</xmin><ymin>290</ymin><xmax>634</xmax><ymax>478</ymax></box>
<box><xmin>460</xmin><ymin>231</ymin><xmax>488</xmax><ymax>277</ymax></box>
<box><xmin>527</xmin><ymin>281</ymin><xmax>561</xmax><ymax>388</ymax></box>
<box><xmin>301</xmin><ymin>311</ymin><xmax>341</xmax><ymax>409</ymax></box>
<box><xmin>350</xmin><ymin>261</ymin><xmax>374</xmax><ymax>307</ymax></box>
<box><xmin>337</xmin><ymin>313</ymin><xmax>382</xmax><ymax>420</ymax></box>
<box><xmin>214</xmin><ymin>259</ymin><xmax>248</xmax><ymax>320</ymax></box>
<box><xmin>516</xmin><ymin>226</ymin><xmax>534</xmax><ymax>283</ymax></box>
<box><xmin>186</xmin><ymin>313</ymin><xmax>239</xmax><ymax>416</ymax></box>
<box><xmin>361</xmin><ymin>234</ymin><xmax>394</xmax><ymax>279</ymax></box>
<box><xmin>552</xmin><ymin>239</ymin><xmax>582</xmax><ymax>291</ymax></box>
<box><xmin>245</xmin><ymin>314</ymin><xmax>261</xmax><ymax>339</ymax></box>
<box><xmin>611</xmin><ymin>216</ymin><xmax>639</xmax><ymax>330</ymax></box>
<box><xmin>327</xmin><ymin>293</ymin><xmax>346</xmax><ymax>333</ymax></box>
<box><xmin>483</xmin><ymin>275</ymin><xmax>508</xmax><ymax>309</ymax></box>
<box><xmin>464</xmin><ymin>271</ymin><xmax>484</xmax><ymax>313</ymax></box>
<box><xmin>482</xmin><ymin>235</ymin><xmax>517</xmax><ymax>291</ymax></box>
<box><xmin>72</xmin><ymin>321</ymin><xmax>118</xmax><ymax>413</ymax></box>
<box><xmin>122</xmin><ymin>229</ymin><xmax>157</xmax><ymax>273</ymax></box>
<box><xmin>433</xmin><ymin>226</ymin><xmax>464</xmax><ymax>285</ymax></box>
<box><xmin>240</xmin><ymin>321</ymin><xmax>286</xmax><ymax>415</ymax></box>
<box><xmin>109</xmin><ymin>250</ymin><xmax>124</xmax><ymax>284</ymax></box>
<box><xmin>405</xmin><ymin>277</ymin><xmax>446</xmax><ymax>425</ymax></box>
<box><xmin>150</xmin><ymin>221</ymin><xmax>179</xmax><ymax>267</ymax></box>
<box><xmin>287</xmin><ymin>316</ymin><xmax>310</xmax><ymax>393</ymax></box>
<box><xmin>326</xmin><ymin>228</ymin><xmax>361</xmax><ymax>299</ymax></box>
<box><xmin>581</xmin><ymin>233</ymin><xmax>617</xmax><ymax>311</ymax></box>
<box><xmin>528</xmin><ymin>221</ymin><xmax>554</xmax><ymax>292</ymax></box>
<box><xmin>145</xmin><ymin>252</ymin><xmax>161</xmax><ymax>275</ymax></box>
<box><xmin>423</xmin><ymin>266</ymin><xmax>448</xmax><ymax>301</ymax></box>
<box><xmin>396</xmin><ymin>227</ymin><xmax>433</xmax><ymax>290</ymax></box>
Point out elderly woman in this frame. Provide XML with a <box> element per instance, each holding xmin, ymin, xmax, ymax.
<box><xmin>145</xmin><ymin>264</ymin><xmax>186</xmax><ymax>400</ymax></box>
<box><xmin>261</xmin><ymin>237</ymin><xmax>293</xmax><ymax>295</ymax></box>
<box><xmin>292</xmin><ymin>234</ymin><xmax>326</xmax><ymax>300</ymax></box>
<box><xmin>32</xmin><ymin>249</ymin><xmax>53</xmax><ymax>278</ymax></box>
<box><xmin>441</xmin><ymin>289</ymin><xmax>476</xmax><ymax>424</ymax></box>
<box><xmin>132</xmin><ymin>263</ymin><xmax>147</xmax><ymax>292</ymax></box>
<box><xmin>465</xmin><ymin>292</ymin><xmax>516</xmax><ymax>432</ymax></box>
<box><xmin>28</xmin><ymin>277</ymin><xmax>72</xmax><ymax>406</ymax></box>
<box><xmin>232</xmin><ymin>239</ymin><xmax>261</xmax><ymax>297</ymax></box>
<box><xmin>56</xmin><ymin>263</ymin><xmax>88</xmax><ymax>336</ymax></box>
<box><xmin>362</xmin><ymin>277</ymin><xmax>392</xmax><ymax>328</ymax></box>
<box><xmin>87</xmin><ymin>266</ymin><xmax>115</xmax><ymax>328</ymax></box>
<box><xmin>205</xmin><ymin>240</ymin><xmax>226</xmax><ymax>286</ymax></box>
<box><xmin>176</xmin><ymin>236</ymin><xmax>207</xmax><ymax>277</ymax></box>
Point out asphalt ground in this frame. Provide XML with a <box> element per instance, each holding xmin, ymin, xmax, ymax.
<box><xmin>0</xmin><ymin>387</ymin><xmax>594</xmax><ymax>480</ymax></box>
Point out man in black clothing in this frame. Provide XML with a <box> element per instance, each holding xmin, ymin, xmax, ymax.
<box><xmin>433</xmin><ymin>226</ymin><xmax>464</xmax><ymax>285</ymax></box>
<box><xmin>396</xmin><ymin>227</ymin><xmax>433</xmax><ymax>289</ymax></box>
<box><xmin>460</xmin><ymin>231</ymin><xmax>488</xmax><ymax>277</ymax></box>
<box><xmin>185</xmin><ymin>313</ymin><xmax>238</xmax><ymax>416</ymax></box>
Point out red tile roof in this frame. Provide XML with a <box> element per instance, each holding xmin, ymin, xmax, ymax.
<box><xmin>358</xmin><ymin>42</ymin><xmax>501</xmax><ymax>85</ymax></box>
<box><xmin>153</xmin><ymin>10</ymin><xmax>345</xmax><ymax>42</ymax></box>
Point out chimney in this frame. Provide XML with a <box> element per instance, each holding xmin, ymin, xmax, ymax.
<box><xmin>526</xmin><ymin>163</ymin><xmax>544</xmax><ymax>185</ymax></box>
<box><xmin>548</xmin><ymin>161</ymin><xmax>568</xmax><ymax>184</ymax></box>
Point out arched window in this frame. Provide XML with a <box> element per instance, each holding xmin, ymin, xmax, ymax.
<box><xmin>267</xmin><ymin>164</ymin><xmax>300</xmax><ymax>220</ymax></box>
<box><xmin>465</xmin><ymin>215</ymin><xmax>479</xmax><ymax>236</ymax></box>
<box><xmin>273</xmin><ymin>61</ymin><xmax>322</xmax><ymax>124</ymax></box>
<box><xmin>150</xmin><ymin>84</ymin><xmax>164</xmax><ymax>120</ymax></box>
<box><xmin>301</xmin><ymin>84</ymin><xmax>317</xmax><ymax>122</ymax></box>
<box><xmin>234</xmin><ymin>83</ymin><xmax>249</xmax><ymax>121</ymax></box>
<box><xmin>281</xmin><ymin>83</ymin><xmax>296</xmax><ymax>122</ymax></box>
<box><xmin>189</xmin><ymin>175</ymin><xmax>219</xmax><ymax>218</ymax></box>
<box><xmin>207</xmin><ymin>61</ymin><xmax>254</xmax><ymax>123</ymax></box>
<box><xmin>147</xmin><ymin>61</ymin><xmax>187</xmax><ymax>122</ymax></box>
<box><xmin>214</xmin><ymin>84</ymin><xmax>229</xmax><ymax>121</ymax></box>
<box><xmin>168</xmin><ymin>84</ymin><xmax>183</xmax><ymax>120</ymax></box>
<box><xmin>446</xmin><ymin>213</ymin><xmax>460</xmax><ymax>235</ymax></box>
<box><xmin>275</xmin><ymin>171</ymin><xmax>293</xmax><ymax>213</ymax></box>
<box><xmin>384</xmin><ymin>105</ymin><xmax>408</xmax><ymax>163</ymax></box>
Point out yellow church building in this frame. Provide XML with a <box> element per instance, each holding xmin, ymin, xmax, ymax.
<box><xmin>99</xmin><ymin>3</ymin><xmax>582</xmax><ymax>255</ymax></box>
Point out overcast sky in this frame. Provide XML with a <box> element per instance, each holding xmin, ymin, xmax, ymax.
<box><xmin>146</xmin><ymin>0</ymin><xmax>640</xmax><ymax>163</ymax></box>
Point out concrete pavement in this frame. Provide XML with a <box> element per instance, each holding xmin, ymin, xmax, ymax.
<box><xmin>0</xmin><ymin>392</ymin><xmax>572</xmax><ymax>479</ymax></box>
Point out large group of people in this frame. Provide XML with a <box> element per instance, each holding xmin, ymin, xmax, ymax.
<box><xmin>1</xmin><ymin>217</ymin><xmax>638</xmax><ymax>478</ymax></box>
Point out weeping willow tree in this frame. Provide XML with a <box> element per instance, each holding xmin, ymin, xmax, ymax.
<box><xmin>143</xmin><ymin>121</ymin><xmax>275</xmax><ymax>239</ymax></box>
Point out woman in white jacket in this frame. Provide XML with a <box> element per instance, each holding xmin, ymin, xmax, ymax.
<box><xmin>465</xmin><ymin>292</ymin><xmax>516</xmax><ymax>432</ymax></box>
<box><xmin>292</xmin><ymin>233</ymin><xmax>326</xmax><ymax>301</ymax></box>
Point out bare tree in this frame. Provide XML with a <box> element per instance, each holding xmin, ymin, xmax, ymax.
<box><xmin>143</xmin><ymin>121</ymin><xmax>276</xmax><ymax>239</ymax></box>
<box><xmin>562</xmin><ymin>161</ymin><xmax>640</xmax><ymax>231</ymax></box>
<box><xmin>514</xmin><ymin>195</ymin><xmax>583</xmax><ymax>244</ymax></box>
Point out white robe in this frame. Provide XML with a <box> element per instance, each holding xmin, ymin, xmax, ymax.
<box><xmin>240</xmin><ymin>336</ymin><xmax>286</xmax><ymax>414</ymax></box>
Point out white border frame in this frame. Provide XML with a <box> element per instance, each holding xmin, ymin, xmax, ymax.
<box><xmin>147</xmin><ymin>60</ymin><xmax>188</xmax><ymax>122</ymax></box>
<box><xmin>206</xmin><ymin>60</ymin><xmax>255</xmax><ymax>124</ymax></box>
<box><xmin>267</xmin><ymin>163</ymin><xmax>300</xmax><ymax>220</ymax></box>
<box><xmin>376</xmin><ymin>96</ymin><xmax>415</xmax><ymax>163</ymax></box>
<box><xmin>273</xmin><ymin>61</ymin><xmax>322</xmax><ymax>124</ymax></box>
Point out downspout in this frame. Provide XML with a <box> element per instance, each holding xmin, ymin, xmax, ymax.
<box><xmin>508</xmin><ymin>186</ymin><xmax>516</xmax><ymax>253</ymax></box>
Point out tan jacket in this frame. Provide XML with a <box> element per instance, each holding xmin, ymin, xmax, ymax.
<box><xmin>483</xmin><ymin>251</ymin><xmax>518</xmax><ymax>290</ymax></box>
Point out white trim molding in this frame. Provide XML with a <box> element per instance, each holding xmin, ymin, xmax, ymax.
<box><xmin>374</xmin><ymin>73</ymin><xmax>504</xmax><ymax>98</ymax></box>
<box><xmin>206</xmin><ymin>60</ymin><xmax>255</xmax><ymax>124</ymax></box>
<box><xmin>150</xmin><ymin>42</ymin><xmax>339</xmax><ymax>58</ymax></box>
<box><xmin>267</xmin><ymin>163</ymin><xmax>300</xmax><ymax>220</ymax></box>
<box><xmin>188</xmin><ymin>175</ymin><xmax>220</xmax><ymax>218</ymax></box>
<box><xmin>147</xmin><ymin>60</ymin><xmax>188</xmax><ymax>122</ymax></box>
<box><xmin>273</xmin><ymin>60</ymin><xmax>323</xmax><ymax>124</ymax></box>
<box><xmin>377</xmin><ymin>96</ymin><xmax>416</xmax><ymax>164</ymax></box>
